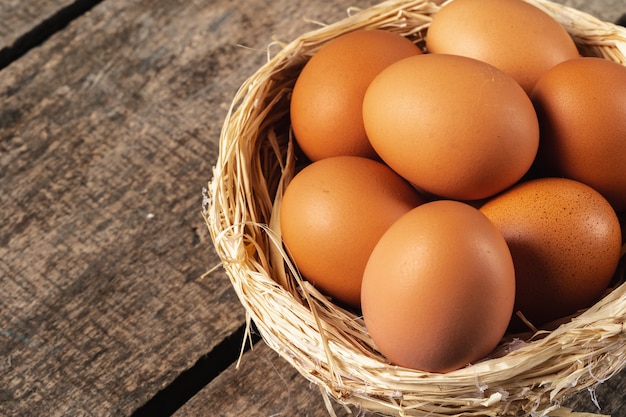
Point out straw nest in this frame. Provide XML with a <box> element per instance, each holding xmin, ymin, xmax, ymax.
<box><xmin>204</xmin><ymin>0</ymin><xmax>626</xmax><ymax>415</ymax></box>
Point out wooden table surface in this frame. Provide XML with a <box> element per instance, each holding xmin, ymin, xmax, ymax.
<box><xmin>1</xmin><ymin>1</ymin><xmax>625</xmax><ymax>416</ymax></box>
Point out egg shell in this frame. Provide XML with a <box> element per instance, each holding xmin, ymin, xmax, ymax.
<box><xmin>531</xmin><ymin>57</ymin><xmax>626</xmax><ymax>212</ymax></box>
<box><xmin>361</xmin><ymin>200</ymin><xmax>515</xmax><ymax>373</ymax></box>
<box><xmin>362</xmin><ymin>53</ymin><xmax>539</xmax><ymax>201</ymax></box>
<box><xmin>426</xmin><ymin>0</ymin><xmax>580</xmax><ymax>93</ymax></box>
<box><xmin>289</xmin><ymin>30</ymin><xmax>422</xmax><ymax>162</ymax></box>
<box><xmin>279</xmin><ymin>156</ymin><xmax>425</xmax><ymax>308</ymax></box>
<box><xmin>479</xmin><ymin>177</ymin><xmax>623</xmax><ymax>330</ymax></box>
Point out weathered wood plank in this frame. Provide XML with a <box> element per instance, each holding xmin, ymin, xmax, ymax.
<box><xmin>0</xmin><ymin>0</ymin><xmax>274</xmax><ymax>414</ymax></box>
<box><xmin>173</xmin><ymin>340</ymin><xmax>353</xmax><ymax>417</ymax></box>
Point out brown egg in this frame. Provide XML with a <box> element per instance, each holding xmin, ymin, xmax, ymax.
<box><xmin>361</xmin><ymin>200</ymin><xmax>515</xmax><ymax>373</ymax></box>
<box><xmin>280</xmin><ymin>156</ymin><xmax>425</xmax><ymax>308</ymax></box>
<box><xmin>362</xmin><ymin>53</ymin><xmax>539</xmax><ymax>201</ymax></box>
<box><xmin>480</xmin><ymin>178</ymin><xmax>622</xmax><ymax>330</ymax></box>
<box><xmin>290</xmin><ymin>30</ymin><xmax>422</xmax><ymax>162</ymax></box>
<box><xmin>531</xmin><ymin>57</ymin><xmax>626</xmax><ymax>212</ymax></box>
<box><xmin>426</xmin><ymin>0</ymin><xmax>580</xmax><ymax>93</ymax></box>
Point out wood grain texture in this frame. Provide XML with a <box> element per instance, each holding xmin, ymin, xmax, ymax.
<box><xmin>555</xmin><ymin>0</ymin><xmax>625</xmax><ymax>23</ymax></box>
<box><xmin>0</xmin><ymin>0</ymin><xmax>256</xmax><ymax>415</ymax></box>
<box><xmin>173</xmin><ymin>340</ymin><xmax>352</xmax><ymax>417</ymax></box>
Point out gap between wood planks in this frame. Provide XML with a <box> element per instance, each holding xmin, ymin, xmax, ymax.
<box><xmin>131</xmin><ymin>323</ymin><xmax>262</xmax><ymax>417</ymax></box>
<box><xmin>0</xmin><ymin>0</ymin><xmax>103</xmax><ymax>71</ymax></box>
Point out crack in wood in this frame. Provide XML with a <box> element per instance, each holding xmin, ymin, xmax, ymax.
<box><xmin>0</xmin><ymin>0</ymin><xmax>104</xmax><ymax>71</ymax></box>
<box><xmin>130</xmin><ymin>323</ymin><xmax>262</xmax><ymax>417</ymax></box>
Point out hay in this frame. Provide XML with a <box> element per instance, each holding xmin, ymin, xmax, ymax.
<box><xmin>204</xmin><ymin>0</ymin><xmax>626</xmax><ymax>415</ymax></box>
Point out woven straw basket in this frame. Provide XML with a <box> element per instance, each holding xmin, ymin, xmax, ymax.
<box><xmin>205</xmin><ymin>0</ymin><xmax>626</xmax><ymax>415</ymax></box>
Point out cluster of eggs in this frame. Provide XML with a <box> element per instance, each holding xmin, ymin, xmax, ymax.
<box><xmin>279</xmin><ymin>0</ymin><xmax>625</xmax><ymax>373</ymax></box>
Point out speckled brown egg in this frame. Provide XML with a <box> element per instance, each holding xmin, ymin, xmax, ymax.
<box><xmin>279</xmin><ymin>156</ymin><xmax>425</xmax><ymax>308</ymax></box>
<box><xmin>361</xmin><ymin>200</ymin><xmax>515</xmax><ymax>373</ymax></box>
<box><xmin>479</xmin><ymin>177</ymin><xmax>622</xmax><ymax>330</ymax></box>
<box><xmin>362</xmin><ymin>53</ymin><xmax>539</xmax><ymax>201</ymax></box>
<box><xmin>426</xmin><ymin>0</ymin><xmax>580</xmax><ymax>93</ymax></box>
<box><xmin>531</xmin><ymin>57</ymin><xmax>626</xmax><ymax>212</ymax></box>
<box><xmin>290</xmin><ymin>30</ymin><xmax>422</xmax><ymax>162</ymax></box>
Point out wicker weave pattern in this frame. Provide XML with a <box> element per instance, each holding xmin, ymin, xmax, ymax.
<box><xmin>205</xmin><ymin>1</ymin><xmax>626</xmax><ymax>415</ymax></box>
